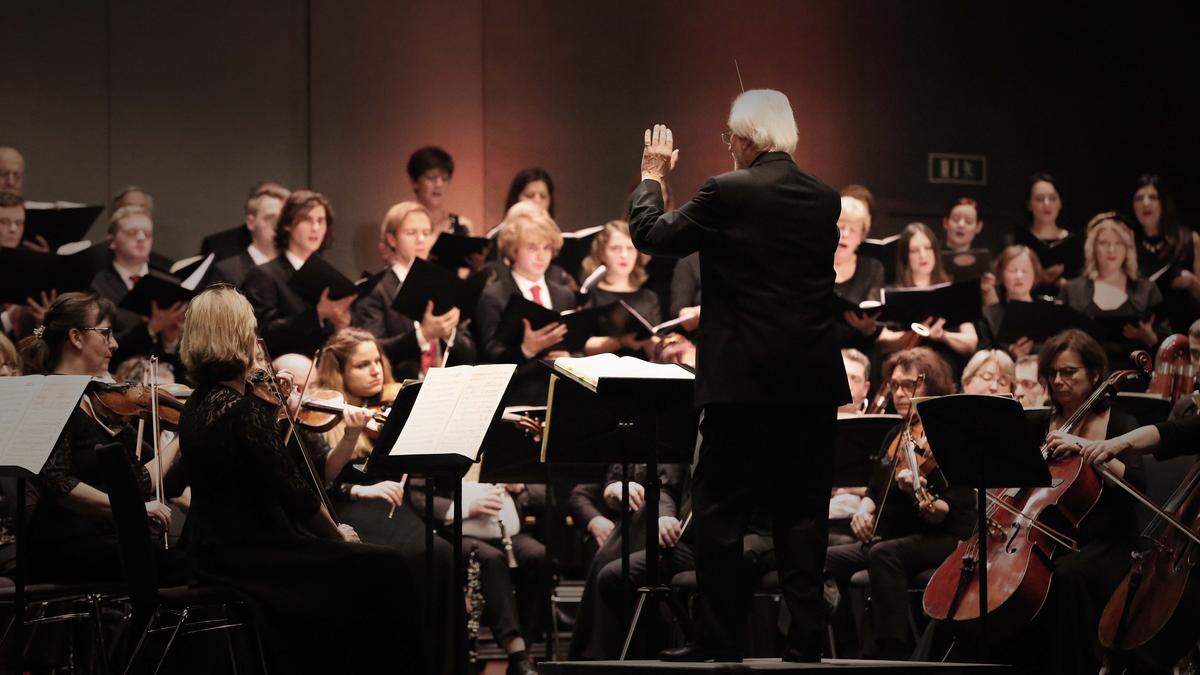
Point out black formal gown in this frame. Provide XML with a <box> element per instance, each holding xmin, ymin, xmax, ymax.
<box><xmin>177</xmin><ymin>383</ymin><xmax>423</xmax><ymax>674</ymax></box>
<box><xmin>1059</xmin><ymin>277</ymin><xmax>1166</xmax><ymax>371</ymax></box>
<box><xmin>584</xmin><ymin>286</ymin><xmax>661</xmax><ymax>358</ymax></box>
<box><xmin>1136</xmin><ymin>225</ymin><xmax>1199</xmax><ymax>334</ymax></box>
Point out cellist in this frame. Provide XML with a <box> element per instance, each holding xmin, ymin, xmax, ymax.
<box><xmin>824</xmin><ymin>347</ymin><xmax>975</xmax><ymax>659</ymax></box>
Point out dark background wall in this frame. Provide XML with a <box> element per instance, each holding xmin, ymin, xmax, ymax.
<box><xmin>7</xmin><ymin>1</ymin><xmax>1197</xmax><ymax>273</ymax></box>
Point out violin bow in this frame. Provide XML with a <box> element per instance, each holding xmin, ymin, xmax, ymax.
<box><xmin>150</xmin><ymin>356</ymin><xmax>169</xmax><ymax>549</ymax></box>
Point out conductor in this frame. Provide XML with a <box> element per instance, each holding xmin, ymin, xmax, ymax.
<box><xmin>628</xmin><ymin>90</ymin><xmax>849</xmax><ymax>663</ymax></box>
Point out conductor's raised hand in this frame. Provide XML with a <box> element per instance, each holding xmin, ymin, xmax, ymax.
<box><xmin>640</xmin><ymin>124</ymin><xmax>679</xmax><ymax>183</ymax></box>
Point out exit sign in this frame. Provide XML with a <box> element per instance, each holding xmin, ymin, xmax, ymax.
<box><xmin>928</xmin><ymin>153</ymin><xmax>987</xmax><ymax>186</ymax></box>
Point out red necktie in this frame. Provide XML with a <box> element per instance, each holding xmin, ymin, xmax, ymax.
<box><xmin>530</xmin><ymin>284</ymin><xmax>544</xmax><ymax>306</ymax></box>
<box><xmin>420</xmin><ymin>341</ymin><xmax>439</xmax><ymax>375</ymax></box>
<box><xmin>130</xmin><ymin>275</ymin><xmax>142</xmax><ymax>286</ymax></box>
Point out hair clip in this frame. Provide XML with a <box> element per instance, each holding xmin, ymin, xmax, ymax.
<box><xmin>33</xmin><ymin>325</ymin><xmax>45</xmax><ymax>339</ymax></box>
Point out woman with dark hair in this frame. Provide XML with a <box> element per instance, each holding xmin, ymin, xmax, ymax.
<box><xmin>991</xmin><ymin>329</ymin><xmax>1144</xmax><ymax>674</ymax></box>
<box><xmin>19</xmin><ymin>291</ymin><xmax>178</xmax><ymax>582</ymax></box>
<box><xmin>824</xmin><ymin>347</ymin><xmax>974</xmax><ymax>659</ymax></box>
<box><xmin>1130</xmin><ymin>174</ymin><xmax>1200</xmax><ymax>333</ymax></box>
<box><xmin>241</xmin><ymin>189</ymin><xmax>355</xmax><ymax>357</ymax></box>
<box><xmin>504</xmin><ymin>167</ymin><xmax>556</xmax><ymax>218</ymax></box>
<box><xmin>877</xmin><ymin>223</ymin><xmax>978</xmax><ymax>371</ymax></box>
<box><xmin>176</xmin><ymin>287</ymin><xmax>423</xmax><ymax>673</ymax></box>
<box><xmin>407</xmin><ymin>145</ymin><xmax>475</xmax><ymax>236</ymax></box>
<box><xmin>1017</xmin><ymin>172</ymin><xmax>1085</xmax><ymax>288</ymax></box>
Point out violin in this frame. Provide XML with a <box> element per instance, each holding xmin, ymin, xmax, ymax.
<box><xmin>897</xmin><ymin>419</ymin><xmax>939</xmax><ymax>514</ymax></box>
<box><xmin>87</xmin><ymin>380</ymin><xmax>184</xmax><ymax>430</ymax></box>
<box><xmin>922</xmin><ymin>350</ymin><xmax>1167</xmax><ymax>642</ymax></box>
<box><xmin>1147</xmin><ymin>334</ymin><xmax>1196</xmax><ymax>403</ymax></box>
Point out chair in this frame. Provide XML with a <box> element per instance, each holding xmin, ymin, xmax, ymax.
<box><xmin>0</xmin><ymin>577</ymin><xmax>123</xmax><ymax>673</ymax></box>
<box><xmin>96</xmin><ymin>442</ymin><xmax>267</xmax><ymax>675</ymax></box>
<box><xmin>848</xmin><ymin>567</ymin><xmax>935</xmax><ymax>649</ymax></box>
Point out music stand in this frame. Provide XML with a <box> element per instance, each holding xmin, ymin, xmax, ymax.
<box><xmin>539</xmin><ymin>361</ymin><xmax>696</xmax><ymax>660</ymax></box>
<box><xmin>833</xmin><ymin>414</ymin><xmax>901</xmax><ymax>487</ymax></box>
<box><xmin>366</xmin><ymin>380</ymin><xmax>504</xmax><ymax>675</ymax></box>
<box><xmin>915</xmin><ymin>394</ymin><xmax>1051</xmax><ymax>662</ymax></box>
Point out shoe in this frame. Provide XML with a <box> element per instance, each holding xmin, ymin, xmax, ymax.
<box><xmin>506</xmin><ymin>655</ymin><xmax>537</xmax><ymax>675</ymax></box>
<box><xmin>659</xmin><ymin>643</ymin><xmax>743</xmax><ymax>662</ymax></box>
<box><xmin>781</xmin><ymin>647</ymin><xmax>822</xmax><ymax>663</ymax></box>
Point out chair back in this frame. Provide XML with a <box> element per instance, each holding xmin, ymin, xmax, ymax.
<box><xmin>96</xmin><ymin>441</ymin><xmax>160</xmax><ymax>606</ymax></box>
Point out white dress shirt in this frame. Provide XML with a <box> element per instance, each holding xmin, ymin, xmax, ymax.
<box><xmin>513</xmin><ymin>272</ymin><xmax>553</xmax><ymax>309</ymax></box>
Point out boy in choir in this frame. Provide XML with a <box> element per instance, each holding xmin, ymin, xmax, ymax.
<box><xmin>111</xmin><ymin>185</ymin><xmax>155</xmax><ymax>215</ymax></box>
<box><xmin>206</xmin><ymin>183</ymin><xmax>289</xmax><ymax>287</ymax></box>
<box><xmin>407</xmin><ymin>146</ymin><xmax>475</xmax><ymax>236</ymax></box>
<box><xmin>0</xmin><ymin>147</ymin><xmax>24</xmax><ymax>195</ymax></box>
<box><xmin>474</xmin><ymin>206</ymin><xmax>576</xmax><ymax>404</ymax></box>
<box><xmin>824</xmin><ymin>347</ymin><xmax>975</xmax><ymax>659</ymax></box>
<box><xmin>201</xmin><ymin>180</ymin><xmax>289</xmax><ymax>261</ymax></box>
<box><xmin>90</xmin><ymin>205</ymin><xmax>186</xmax><ymax>365</ymax></box>
<box><xmin>241</xmin><ymin>190</ymin><xmax>356</xmax><ymax>357</ymax></box>
<box><xmin>351</xmin><ymin>201</ymin><xmax>475</xmax><ymax>376</ymax></box>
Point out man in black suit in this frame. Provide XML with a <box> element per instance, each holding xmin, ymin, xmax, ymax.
<box><xmin>200</xmin><ymin>180</ymin><xmax>289</xmax><ymax>262</ymax></box>
<box><xmin>352</xmin><ymin>201</ymin><xmax>476</xmax><ymax>378</ymax></box>
<box><xmin>90</xmin><ymin>205</ymin><xmax>185</xmax><ymax>367</ymax></box>
<box><xmin>206</xmin><ymin>184</ymin><xmax>289</xmax><ymax>287</ymax></box>
<box><xmin>628</xmin><ymin>90</ymin><xmax>849</xmax><ymax>663</ymax></box>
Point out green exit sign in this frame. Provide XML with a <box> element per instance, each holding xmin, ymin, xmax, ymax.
<box><xmin>928</xmin><ymin>153</ymin><xmax>986</xmax><ymax>186</ymax></box>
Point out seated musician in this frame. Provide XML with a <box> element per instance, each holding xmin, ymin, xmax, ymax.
<box><xmin>90</xmin><ymin>205</ymin><xmax>186</xmax><ymax>365</ymax></box>
<box><xmin>406</xmin><ymin>466</ymin><xmax>548</xmax><ymax>675</ymax></box>
<box><xmin>992</xmin><ymin>328</ymin><xmax>1144</xmax><ymax>674</ymax></box>
<box><xmin>978</xmin><ymin>244</ymin><xmax>1046</xmax><ymax>358</ymax></box>
<box><xmin>1014</xmin><ymin>354</ymin><xmax>1049</xmax><ymax>408</ymax></box>
<box><xmin>876</xmin><ymin>223</ymin><xmax>978</xmax><ymax>374</ymax></box>
<box><xmin>176</xmin><ymin>286</ymin><xmax>423</xmax><ymax>673</ymax></box>
<box><xmin>351</xmin><ymin>201</ymin><xmax>475</xmax><ymax>374</ymax></box>
<box><xmin>959</xmin><ymin>349</ymin><xmax>1014</xmax><ymax>396</ymax></box>
<box><xmin>569</xmin><ymin>462</ymin><xmax>687</xmax><ymax>660</ymax></box>
<box><xmin>474</xmin><ymin>206</ymin><xmax>576</xmax><ymax>404</ymax></box>
<box><xmin>310</xmin><ymin>327</ymin><xmax>457</xmax><ymax>675</ymax></box>
<box><xmin>241</xmin><ymin>190</ymin><xmax>356</xmax><ymax>357</ymax></box>
<box><xmin>579</xmin><ymin>219</ymin><xmax>661</xmax><ymax>358</ymax></box>
<box><xmin>824</xmin><ymin>346</ymin><xmax>975</xmax><ymax>659</ymax></box>
<box><xmin>829</xmin><ymin>348</ymin><xmax>873</xmax><ymax>545</ymax></box>
<box><xmin>18</xmin><ymin>292</ymin><xmax>179</xmax><ymax>582</ymax></box>
<box><xmin>1059</xmin><ymin>212</ymin><xmax>1165</xmax><ymax>370</ymax></box>
<box><xmin>205</xmin><ymin>183</ymin><xmax>289</xmax><ymax>287</ymax></box>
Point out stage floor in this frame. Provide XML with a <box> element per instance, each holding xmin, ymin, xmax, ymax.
<box><xmin>539</xmin><ymin>658</ymin><xmax>1012</xmax><ymax>674</ymax></box>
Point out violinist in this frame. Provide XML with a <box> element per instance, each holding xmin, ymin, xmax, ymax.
<box><xmin>241</xmin><ymin>190</ymin><xmax>356</xmax><ymax>357</ymax></box>
<box><xmin>310</xmin><ymin>327</ymin><xmax>457</xmax><ymax>675</ymax></box>
<box><xmin>824</xmin><ymin>347</ymin><xmax>975</xmax><ymax>659</ymax></box>
<box><xmin>175</xmin><ymin>286</ymin><xmax>423</xmax><ymax>674</ymax></box>
<box><xmin>1004</xmin><ymin>329</ymin><xmax>1145</xmax><ymax>674</ymax></box>
<box><xmin>352</xmin><ymin>201</ymin><xmax>476</xmax><ymax>375</ymax></box>
<box><xmin>18</xmin><ymin>291</ymin><xmax>180</xmax><ymax>582</ymax></box>
<box><xmin>877</xmin><ymin>223</ymin><xmax>978</xmax><ymax>373</ymax></box>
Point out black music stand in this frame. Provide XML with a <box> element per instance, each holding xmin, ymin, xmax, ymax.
<box><xmin>539</xmin><ymin>361</ymin><xmax>697</xmax><ymax>660</ymax></box>
<box><xmin>915</xmin><ymin>395</ymin><xmax>1051</xmax><ymax>662</ymax></box>
<box><xmin>365</xmin><ymin>380</ymin><xmax>504</xmax><ymax>675</ymax></box>
<box><xmin>833</xmin><ymin>414</ymin><xmax>901</xmax><ymax>487</ymax></box>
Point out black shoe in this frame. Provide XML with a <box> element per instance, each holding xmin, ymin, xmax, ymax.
<box><xmin>659</xmin><ymin>643</ymin><xmax>743</xmax><ymax>662</ymax></box>
<box><xmin>506</xmin><ymin>655</ymin><xmax>537</xmax><ymax>675</ymax></box>
<box><xmin>781</xmin><ymin>647</ymin><xmax>822</xmax><ymax>663</ymax></box>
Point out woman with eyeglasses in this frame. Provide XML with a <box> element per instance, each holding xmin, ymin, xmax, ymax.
<box><xmin>824</xmin><ymin>347</ymin><xmax>976</xmax><ymax>659</ymax></box>
<box><xmin>960</xmin><ymin>349</ymin><xmax>1015</xmax><ymax>396</ymax></box>
<box><xmin>17</xmin><ymin>291</ymin><xmax>180</xmax><ymax>582</ymax></box>
<box><xmin>991</xmin><ymin>329</ymin><xmax>1145</xmax><ymax>674</ymax></box>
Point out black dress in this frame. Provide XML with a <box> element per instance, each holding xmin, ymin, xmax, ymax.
<box><xmin>584</xmin><ymin>286</ymin><xmax>661</xmax><ymax>358</ymax></box>
<box><xmin>1136</xmin><ymin>226</ymin><xmax>1199</xmax><ymax>334</ymax></box>
<box><xmin>832</xmin><ymin>256</ymin><xmax>884</xmax><ymax>353</ymax></box>
<box><xmin>177</xmin><ymin>383</ymin><xmax>423</xmax><ymax>674</ymax></box>
<box><xmin>1059</xmin><ymin>277</ymin><xmax>1165</xmax><ymax>371</ymax></box>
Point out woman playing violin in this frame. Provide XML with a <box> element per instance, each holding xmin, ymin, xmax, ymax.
<box><xmin>824</xmin><ymin>347</ymin><xmax>976</xmax><ymax>659</ymax></box>
<box><xmin>18</xmin><ymin>291</ymin><xmax>180</xmax><ymax>582</ymax></box>
<box><xmin>175</xmin><ymin>286</ymin><xmax>423</xmax><ymax>674</ymax></box>
<box><xmin>1001</xmin><ymin>329</ymin><xmax>1145</xmax><ymax>674</ymax></box>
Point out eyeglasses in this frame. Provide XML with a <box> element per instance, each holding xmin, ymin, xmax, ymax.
<box><xmin>972</xmin><ymin>372</ymin><xmax>1013</xmax><ymax>388</ymax></box>
<box><xmin>720</xmin><ymin>131</ymin><xmax>733</xmax><ymax>146</ymax></box>
<box><xmin>889</xmin><ymin>378</ymin><xmax>922</xmax><ymax>393</ymax></box>
<box><xmin>1048</xmin><ymin>366</ymin><xmax>1084</xmax><ymax>380</ymax></box>
<box><xmin>80</xmin><ymin>326</ymin><xmax>113</xmax><ymax>340</ymax></box>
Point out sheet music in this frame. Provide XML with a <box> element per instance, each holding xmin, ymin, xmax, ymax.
<box><xmin>181</xmin><ymin>253</ymin><xmax>216</xmax><ymax>290</ymax></box>
<box><xmin>389</xmin><ymin>364</ymin><xmax>515</xmax><ymax>459</ymax></box>
<box><xmin>0</xmin><ymin>375</ymin><xmax>91</xmax><ymax>474</ymax></box>
<box><xmin>554</xmin><ymin>354</ymin><xmax>693</xmax><ymax>388</ymax></box>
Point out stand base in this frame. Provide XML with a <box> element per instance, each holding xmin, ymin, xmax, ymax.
<box><xmin>618</xmin><ymin>585</ymin><xmax>689</xmax><ymax>661</ymax></box>
<box><xmin>541</xmin><ymin>658</ymin><xmax>1014</xmax><ymax>673</ymax></box>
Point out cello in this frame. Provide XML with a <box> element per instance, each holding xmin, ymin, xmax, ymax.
<box><xmin>922</xmin><ymin>351</ymin><xmax>1158</xmax><ymax>638</ymax></box>
<box><xmin>1146</xmin><ymin>334</ymin><xmax>1197</xmax><ymax>404</ymax></box>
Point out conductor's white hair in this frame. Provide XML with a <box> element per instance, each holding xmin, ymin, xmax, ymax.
<box><xmin>727</xmin><ymin>89</ymin><xmax>798</xmax><ymax>155</ymax></box>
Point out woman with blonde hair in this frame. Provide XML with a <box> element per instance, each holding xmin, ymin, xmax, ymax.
<box><xmin>1059</xmin><ymin>212</ymin><xmax>1164</xmax><ymax>369</ymax></box>
<box><xmin>579</xmin><ymin>219</ymin><xmax>661</xmax><ymax>358</ymax></box>
<box><xmin>176</xmin><ymin>286</ymin><xmax>423</xmax><ymax>673</ymax></box>
<box><xmin>960</xmin><ymin>349</ymin><xmax>1015</xmax><ymax>395</ymax></box>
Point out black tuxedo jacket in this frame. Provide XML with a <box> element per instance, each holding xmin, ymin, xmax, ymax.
<box><xmin>200</xmin><ymin>224</ymin><xmax>252</xmax><ymax>262</ymax></box>
<box><xmin>629</xmin><ymin>151</ymin><xmax>850</xmax><ymax>407</ymax></box>
<box><xmin>350</xmin><ymin>267</ymin><xmax>477</xmax><ymax>379</ymax></box>
<box><xmin>473</xmin><ymin>265</ymin><xmax>576</xmax><ymax>404</ymax></box>
<box><xmin>240</xmin><ymin>256</ymin><xmax>333</xmax><ymax>357</ymax></box>
<box><xmin>205</xmin><ymin>250</ymin><xmax>256</xmax><ymax>288</ymax></box>
<box><xmin>90</xmin><ymin>266</ymin><xmax>162</xmax><ymax>367</ymax></box>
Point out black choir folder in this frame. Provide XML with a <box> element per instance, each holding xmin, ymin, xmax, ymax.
<box><xmin>286</xmin><ymin>254</ymin><xmax>363</xmax><ymax>304</ymax></box>
<box><xmin>552</xmin><ymin>225</ymin><xmax>604</xmax><ymax>280</ymax></box>
<box><xmin>118</xmin><ymin>255</ymin><xmax>215</xmax><ymax>316</ymax></box>
<box><xmin>22</xmin><ymin>201</ymin><xmax>104</xmax><ymax>250</ymax></box>
<box><xmin>0</xmin><ymin>241</ymin><xmax>106</xmax><ymax>304</ymax></box>
<box><xmin>1012</xmin><ymin>227</ymin><xmax>1085</xmax><ymax>273</ymax></box>
<box><xmin>495</xmin><ymin>295</ymin><xmax>628</xmax><ymax>353</ymax></box>
<box><xmin>430</xmin><ymin>231</ymin><xmax>491</xmax><ymax>270</ymax></box>
<box><xmin>942</xmin><ymin>248</ymin><xmax>992</xmax><ymax>282</ymax></box>
<box><xmin>540</xmin><ymin>355</ymin><xmax>697</xmax><ymax>465</ymax></box>
<box><xmin>618</xmin><ymin>300</ymin><xmax>688</xmax><ymax>339</ymax></box>
<box><xmin>366</xmin><ymin>363</ymin><xmax>516</xmax><ymax>475</ymax></box>
<box><xmin>833</xmin><ymin>413</ymin><xmax>901</xmax><ymax>487</ymax></box>
<box><xmin>0</xmin><ymin>375</ymin><xmax>94</xmax><ymax>476</ymax></box>
<box><xmin>391</xmin><ymin>257</ymin><xmax>489</xmax><ymax>321</ymax></box>
<box><xmin>858</xmin><ymin>234</ymin><xmax>900</xmax><ymax>283</ymax></box>
<box><xmin>879</xmin><ymin>278</ymin><xmax>982</xmax><ymax>325</ymax></box>
<box><xmin>993</xmin><ymin>300</ymin><xmax>1091</xmax><ymax>345</ymax></box>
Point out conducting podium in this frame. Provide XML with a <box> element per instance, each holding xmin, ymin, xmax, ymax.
<box><xmin>365</xmin><ymin>363</ymin><xmax>515</xmax><ymax>675</ymax></box>
<box><xmin>539</xmin><ymin>355</ymin><xmax>697</xmax><ymax>659</ymax></box>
